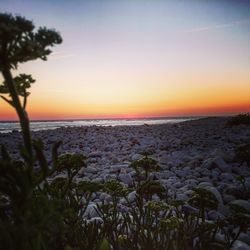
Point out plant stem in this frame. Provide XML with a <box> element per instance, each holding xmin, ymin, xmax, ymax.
<box><xmin>2</xmin><ymin>66</ymin><xmax>33</xmax><ymax>158</ymax></box>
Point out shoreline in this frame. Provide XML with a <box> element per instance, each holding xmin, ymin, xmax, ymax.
<box><xmin>0</xmin><ymin>115</ymin><xmax>217</xmax><ymax>123</ymax></box>
<box><xmin>0</xmin><ymin>116</ymin><xmax>246</xmax><ymax>167</ymax></box>
<box><xmin>0</xmin><ymin>116</ymin><xmax>231</xmax><ymax>134</ymax></box>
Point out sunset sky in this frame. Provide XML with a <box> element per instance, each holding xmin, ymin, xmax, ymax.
<box><xmin>0</xmin><ymin>0</ymin><xmax>250</xmax><ymax>120</ymax></box>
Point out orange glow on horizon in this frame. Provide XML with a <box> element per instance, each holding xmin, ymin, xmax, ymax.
<box><xmin>1</xmin><ymin>99</ymin><xmax>249</xmax><ymax>121</ymax></box>
<box><xmin>1</xmin><ymin>71</ymin><xmax>249</xmax><ymax>120</ymax></box>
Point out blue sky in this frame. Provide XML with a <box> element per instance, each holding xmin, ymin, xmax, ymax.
<box><xmin>0</xmin><ymin>0</ymin><xmax>250</xmax><ymax>119</ymax></box>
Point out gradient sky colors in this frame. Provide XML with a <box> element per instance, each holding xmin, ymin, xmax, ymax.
<box><xmin>0</xmin><ymin>0</ymin><xmax>250</xmax><ymax>120</ymax></box>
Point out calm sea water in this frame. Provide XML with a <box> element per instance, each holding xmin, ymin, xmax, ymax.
<box><xmin>0</xmin><ymin>117</ymin><xmax>199</xmax><ymax>133</ymax></box>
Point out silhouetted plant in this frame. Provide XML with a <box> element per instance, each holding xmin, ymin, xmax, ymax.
<box><xmin>0</xmin><ymin>13</ymin><xmax>62</xmax><ymax>157</ymax></box>
<box><xmin>137</xmin><ymin>180</ymin><xmax>166</xmax><ymax>200</ymax></box>
<box><xmin>235</xmin><ymin>143</ymin><xmax>250</xmax><ymax>166</ymax></box>
<box><xmin>228</xmin><ymin>113</ymin><xmax>250</xmax><ymax>126</ymax></box>
<box><xmin>235</xmin><ymin>175</ymin><xmax>250</xmax><ymax>199</ymax></box>
<box><xmin>130</xmin><ymin>154</ymin><xmax>160</xmax><ymax>180</ymax></box>
<box><xmin>189</xmin><ymin>187</ymin><xmax>218</xmax><ymax>222</ymax></box>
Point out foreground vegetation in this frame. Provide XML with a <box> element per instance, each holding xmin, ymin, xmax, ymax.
<box><xmin>0</xmin><ymin>13</ymin><xmax>249</xmax><ymax>250</ymax></box>
<box><xmin>228</xmin><ymin>113</ymin><xmax>250</xmax><ymax>126</ymax></box>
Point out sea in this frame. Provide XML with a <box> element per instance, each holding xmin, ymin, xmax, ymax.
<box><xmin>0</xmin><ymin>117</ymin><xmax>200</xmax><ymax>133</ymax></box>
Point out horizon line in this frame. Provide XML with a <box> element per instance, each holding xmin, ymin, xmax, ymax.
<box><xmin>0</xmin><ymin>114</ymin><xmax>235</xmax><ymax>123</ymax></box>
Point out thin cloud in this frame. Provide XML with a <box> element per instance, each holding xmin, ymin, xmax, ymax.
<box><xmin>184</xmin><ymin>19</ymin><xmax>250</xmax><ymax>33</ymax></box>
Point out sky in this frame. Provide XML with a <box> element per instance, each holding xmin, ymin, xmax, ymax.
<box><xmin>0</xmin><ymin>0</ymin><xmax>250</xmax><ymax>120</ymax></box>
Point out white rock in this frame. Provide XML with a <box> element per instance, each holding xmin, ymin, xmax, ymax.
<box><xmin>88</xmin><ymin>217</ymin><xmax>103</xmax><ymax>224</ymax></box>
<box><xmin>88</xmin><ymin>151</ymin><xmax>102</xmax><ymax>158</ymax></box>
<box><xmin>208</xmin><ymin>210</ymin><xmax>225</xmax><ymax>220</ymax></box>
<box><xmin>223</xmin><ymin>194</ymin><xmax>235</xmax><ymax>204</ymax></box>
<box><xmin>119</xmin><ymin>173</ymin><xmax>133</xmax><ymax>186</ymax></box>
<box><xmin>201</xmin><ymin>158</ymin><xmax>214</xmax><ymax>170</ymax></box>
<box><xmin>131</xmin><ymin>153</ymin><xmax>141</xmax><ymax>161</ymax></box>
<box><xmin>214</xmin><ymin>157</ymin><xmax>232</xmax><ymax>173</ymax></box>
<box><xmin>203</xmin><ymin>186</ymin><xmax>225</xmax><ymax>214</ymax></box>
<box><xmin>178</xmin><ymin>185</ymin><xmax>188</xmax><ymax>193</ymax></box>
<box><xmin>198</xmin><ymin>177</ymin><xmax>211</xmax><ymax>182</ymax></box>
<box><xmin>78</xmin><ymin>176</ymin><xmax>89</xmax><ymax>182</ymax></box>
<box><xmin>198</xmin><ymin>182</ymin><xmax>213</xmax><ymax>188</ymax></box>
<box><xmin>220</xmin><ymin>173</ymin><xmax>234</xmax><ymax>182</ymax></box>
<box><xmin>130</xmin><ymin>170</ymin><xmax>137</xmax><ymax>177</ymax></box>
<box><xmin>158</xmin><ymin>155</ymin><xmax>168</xmax><ymax>165</ymax></box>
<box><xmin>84</xmin><ymin>166</ymin><xmax>98</xmax><ymax>174</ymax></box>
<box><xmin>92</xmin><ymin>177</ymin><xmax>103</xmax><ymax>183</ymax></box>
<box><xmin>120</xmin><ymin>198</ymin><xmax>127</xmax><ymax>205</ymax></box>
<box><xmin>127</xmin><ymin>191</ymin><xmax>137</xmax><ymax>203</ymax></box>
<box><xmin>173</xmin><ymin>182</ymin><xmax>183</xmax><ymax>188</ymax></box>
<box><xmin>104</xmin><ymin>174</ymin><xmax>117</xmax><ymax>182</ymax></box>
<box><xmin>200</xmin><ymin>168</ymin><xmax>211</xmax><ymax>177</ymax></box>
<box><xmin>184</xmin><ymin>179</ymin><xmax>198</xmax><ymax>189</ymax></box>
<box><xmin>215</xmin><ymin>232</ymin><xmax>226</xmax><ymax>242</ymax></box>
<box><xmin>99</xmin><ymin>193</ymin><xmax>109</xmax><ymax>201</ymax></box>
<box><xmin>182</xmin><ymin>204</ymin><xmax>199</xmax><ymax>214</ymax></box>
<box><xmin>110</xmin><ymin>164</ymin><xmax>129</xmax><ymax>173</ymax></box>
<box><xmin>211</xmin><ymin>148</ymin><xmax>234</xmax><ymax>162</ymax></box>
<box><xmin>175</xmin><ymin>169</ymin><xmax>191</xmax><ymax>178</ymax></box>
<box><xmin>184</xmin><ymin>190</ymin><xmax>194</xmax><ymax>197</ymax></box>
<box><xmin>229</xmin><ymin>200</ymin><xmax>250</xmax><ymax>213</ymax></box>
<box><xmin>152</xmin><ymin>194</ymin><xmax>160</xmax><ymax>201</ymax></box>
<box><xmin>239</xmin><ymin>233</ymin><xmax>250</xmax><ymax>245</ymax></box>
<box><xmin>155</xmin><ymin>171</ymin><xmax>175</xmax><ymax>179</ymax></box>
<box><xmin>83</xmin><ymin>204</ymin><xmax>99</xmax><ymax>219</ymax></box>
<box><xmin>176</xmin><ymin>193</ymin><xmax>188</xmax><ymax>201</ymax></box>
<box><xmin>205</xmin><ymin>186</ymin><xmax>223</xmax><ymax>204</ymax></box>
<box><xmin>231</xmin><ymin>240</ymin><xmax>250</xmax><ymax>250</ymax></box>
<box><xmin>211</xmin><ymin>170</ymin><xmax>220</xmax><ymax>179</ymax></box>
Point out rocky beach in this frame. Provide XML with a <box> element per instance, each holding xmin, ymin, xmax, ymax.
<box><xmin>1</xmin><ymin>117</ymin><xmax>250</xmax><ymax>248</ymax></box>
